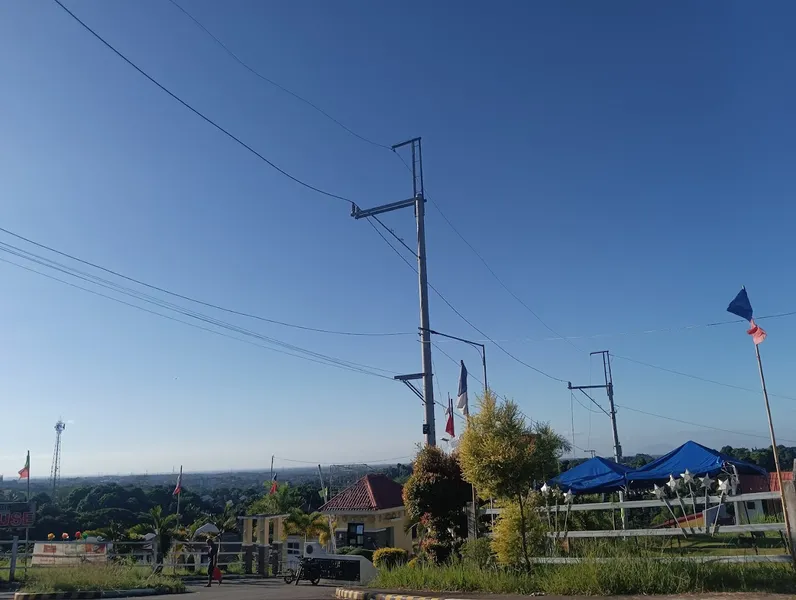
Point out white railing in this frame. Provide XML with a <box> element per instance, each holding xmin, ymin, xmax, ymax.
<box><xmin>0</xmin><ymin>538</ymin><xmax>253</xmax><ymax>580</ymax></box>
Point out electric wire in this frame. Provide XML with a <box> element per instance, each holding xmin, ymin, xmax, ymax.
<box><xmin>612</xmin><ymin>353</ymin><xmax>796</xmax><ymax>402</ymax></box>
<box><xmin>52</xmin><ymin>0</ymin><xmax>356</xmax><ymax>205</ymax></box>
<box><xmin>577</xmin><ymin>389</ymin><xmax>611</xmax><ymax>417</ymax></box>
<box><xmin>0</xmin><ymin>255</ymin><xmax>391</xmax><ymax>379</ymax></box>
<box><xmin>0</xmin><ymin>244</ymin><xmax>397</xmax><ymax>379</ymax></box>
<box><xmin>166</xmin><ymin>0</ymin><xmax>392</xmax><ymax>151</ymax></box>
<box><xmin>617</xmin><ymin>404</ymin><xmax>796</xmax><ymax>446</ymax></box>
<box><xmin>165</xmin><ymin>0</ymin><xmax>590</xmax><ymax>354</ymax></box>
<box><xmin>273</xmin><ymin>454</ymin><xmax>413</xmax><ymax>466</ymax></box>
<box><xmin>367</xmin><ymin>217</ymin><xmax>566</xmax><ymax>383</ymax></box>
<box><xmin>392</xmin><ymin>152</ymin><xmax>580</xmax><ymax>352</ymax></box>
<box><xmin>0</xmin><ymin>226</ymin><xmax>411</xmax><ymax>338</ymax></box>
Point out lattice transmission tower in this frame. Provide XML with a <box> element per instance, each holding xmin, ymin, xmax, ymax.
<box><xmin>50</xmin><ymin>419</ymin><xmax>66</xmax><ymax>500</ymax></box>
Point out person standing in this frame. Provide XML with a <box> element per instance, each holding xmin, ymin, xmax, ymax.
<box><xmin>206</xmin><ymin>537</ymin><xmax>219</xmax><ymax>587</ymax></box>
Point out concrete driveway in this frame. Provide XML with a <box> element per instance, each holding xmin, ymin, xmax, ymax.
<box><xmin>184</xmin><ymin>579</ymin><xmax>337</xmax><ymax>600</ymax></box>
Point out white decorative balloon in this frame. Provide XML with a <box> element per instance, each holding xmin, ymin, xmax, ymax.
<box><xmin>652</xmin><ymin>484</ymin><xmax>666</xmax><ymax>499</ymax></box>
<box><xmin>667</xmin><ymin>474</ymin><xmax>679</xmax><ymax>491</ymax></box>
<box><xmin>700</xmin><ymin>474</ymin><xmax>714</xmax><ymax>489</ymax></box>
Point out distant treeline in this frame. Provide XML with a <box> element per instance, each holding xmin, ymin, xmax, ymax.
<box><xmin>0</xmin><ymin>462</ymin><xmax>414</xmax><ymax>541</ymax></box>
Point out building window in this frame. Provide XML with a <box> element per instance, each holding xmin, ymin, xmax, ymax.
<box><xmin>347</xmin><ymin>522</ymin><xmax>365</xmax><ymax>547</ymax></box>
<box><xmin>286</xmin><ymin>541</ymin><xmax>301</xmax><ymax>556</ymax></box>
<box><xmin>746</xmin><ymin>501</ymin><xmax>756</xmax><ymax>510</ymax></box>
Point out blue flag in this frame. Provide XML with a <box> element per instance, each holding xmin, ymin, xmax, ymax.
<box><xmin>727</xmin><ymin>287</ymin><xmax>754</xmax><ymax>321</ymax></box>
<box><xmin>456</xmin><ymin>361</ymin><xmax>469</xmax><ymax>416</ymax></box>
<box><xmin>727</xmin><ymin>287</ymin><xmax>766</xmax><ymax>344</ymax></box>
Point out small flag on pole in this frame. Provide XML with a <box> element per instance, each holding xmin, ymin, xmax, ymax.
<box><xmin>269</xmin><ymin>473</ymin><xmax>278</xmax><ymax>495</ymax></box>
<box><xmin>445</xmin><ymin>395</ymin><xmax>455</xmax><ymax>438</ymax></box>
<box><xmin>727</xmin><ymin>287</ymin><xmax>767</xmax><ymax>345</ymax></box>
<box><xmin>456</xmin><ymin>361</ymin><xmax>469</xmax><ymax>416</ymax></box>
<box><xmin>173</xmin><ymin>466</ymin><xmax>183</xmax><ymax>496</ymax></box>
<box><xmin>18</xmin><ymin>454</ymin><xmax>30</xmax><ymax>480</ymax></box>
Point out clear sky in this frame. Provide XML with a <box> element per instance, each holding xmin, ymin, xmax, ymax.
<box><xmin>1</xmin><ymin>1</ymin><xmax>795</xmax><ymax>477</ymax></box>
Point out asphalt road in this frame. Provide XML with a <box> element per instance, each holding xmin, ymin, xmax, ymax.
<box><xmin>184</xmin><ymin>580</ymin><xmax>337</xmax><ymax>600</ymax></box>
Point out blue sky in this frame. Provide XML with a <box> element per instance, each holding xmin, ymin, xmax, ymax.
<box><xmin>1</xmin><ymin>1</ymin><xmax>795</xmax><ymax>477</ymax></box>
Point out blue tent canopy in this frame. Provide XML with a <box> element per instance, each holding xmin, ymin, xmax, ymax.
<box><xmin>550</xmin><ymin>457</ymin><xmax>631</xmax><ymax>494</ymax></box>
<box><xmin>626</xmin><ymin>440</ymin><xmax>766</xmax><ymax>486</ymax></box>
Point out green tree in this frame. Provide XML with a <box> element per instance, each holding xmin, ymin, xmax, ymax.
<box><xmin>248</xmin><ymin>483</ymin><xmax>302</xmax><ymax>515</ymax></box>
<box><xmin>458</xmin><ymin>390</ymin><xmax>570</xmax><ymax>570</ymax></box>
<box><xmin>207</xmin><ymin>502</ymin><xmax>239</xmax><ymax>537</ymax></box>
<box><xmin>402</xmin><ymin>445</ymin><xmax>470</xmax><ymax>543</ymax></box>
<box><xmin>283</xmin><ymin>509</ymin><xmax>330</xmax><ymax>544</ymax></box>
<box><xmin>129</xmin><ymin>506</ymin><xmax>179</xmax><ymax>566</ymax></box>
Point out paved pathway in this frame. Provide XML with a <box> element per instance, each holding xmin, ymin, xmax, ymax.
<box><xmin>183</xmin><ymin>580</ymin><xmax>337</xmax><ymax>600</ymax></box>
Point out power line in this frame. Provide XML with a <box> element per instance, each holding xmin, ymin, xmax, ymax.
<box><xmin>617</xmin><ymin>404</ymin><xmax>796</xmax><ymax>446</ymax></box>
<box><xmin>52</xmin><ymin>0</ymin><xmax>356</xmax><ymax>204</ymax></box>
<box><xmin>367</xmin><ymin>217</ymin><xmax>566</xmax><ymax>383</ymax></box>
<box><xmin>0</xmin><ymin>225</ymin><xmax>412</xmax><ymax>338</ymax></box>
<box><xmin>273</xmin><ymin>454</ymin><xmax>414</xmax><ymax>466</ymax></box>
<box><xmin>571</xmin><ymin>390</ymin><xmax>603</xmax><ymax>414</ymax></box>
<box><xmin>392</xmin><ymin>153</ymin><xmax>579</xmax><ymax>352</ymax></box>
<box><xmin>0</xmin><ymin>245</ymin><xmax>398</xmax><ymax>379</ymax></box>
<box><xmin>612</xmin><ymin>353</ymin><xmax>796</xmax><ymax>402</ymax></box>
<box><xmin>166</xmin><ymin>0</ymin><xmax>392</xmax><ymax>151</ymax></box>
<box><xmin>169</xmin><ymin>0</ymin><xmax>580</xmax><ymax>358</ymax></box>
<box><xmin>0</xmin><ymin>255</ymin><xmax>390</xmax><ymax>379</ymax></box>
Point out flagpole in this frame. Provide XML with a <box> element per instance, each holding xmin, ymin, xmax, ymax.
<box><xmin>24</xmin><ymin>451</ymin><xmax>30</xmax><ymax>577</ymax></box>
<box><xmin>175</xmin><ymin>466</ymin><xmax>182</xmax><ymax>528</ymax></box>
<box><xmin>754</xmin><ymin>345</ymin><xmax>794</xmax><ymax>561</ymax></box>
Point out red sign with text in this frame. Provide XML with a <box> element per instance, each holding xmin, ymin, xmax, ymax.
<box><xmin>0</xmin><ymin>503</ymin><xmax>36</xmax><ymax>528</ymax></box>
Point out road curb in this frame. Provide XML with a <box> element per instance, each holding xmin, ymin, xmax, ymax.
<box><xmin>14</xmin><ymin>588</ymin><xmax>179</xmax><ymax>600</ymax></box>
<box><xmin>335</xmin><ymin>588</ymin><xmax>441</xmax><ymax>600</ymax></box>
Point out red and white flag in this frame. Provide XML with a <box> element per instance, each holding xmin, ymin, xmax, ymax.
<box><xmin>173</xmin><ymin>466</ymin><xmax>183</xmax><ymax>496</ymax></box>
<box><xmin>747</xmin><ymin>319</ymin><xmax>767</xmax><ymax>345</ymax></box>
<box><xmin>445</xmin><ymin>395</ymin><xmax>455</xmax><ymax>438</ymax></box>
<box><xmin>18</xmin><ymin>452</ymin><xmax>30</xmax><ymax>480</ymax></box>
<box><xmin>269</xmin><ymin>473</ymin><xmax>278</xmax><ymax>495</ymax></box>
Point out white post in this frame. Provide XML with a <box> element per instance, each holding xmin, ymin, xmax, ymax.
<box><xmin>9</xmin><ymin>536</ymin><xmax>19</xmax><ymax>582</ymax></box>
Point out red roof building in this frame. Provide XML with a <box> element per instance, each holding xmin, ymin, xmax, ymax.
<box><xmin>319</xmin><ymin>474</ymin><xmax>404</xmax><ymax>512</ymax></box>
<box><xmin>319</xmin><ymin>474</ymin><xmax>411</xmax><ymax>553</ymax></box>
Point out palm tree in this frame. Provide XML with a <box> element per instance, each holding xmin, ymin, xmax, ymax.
<box><xmin>129</xmin><ymin>506</ymin><xmax>178</xmax><ymax>568</ymax></box>
<box><xmin>284</xmin><ymin>509</ymin><xmax>330</xmax><ymax>544</ymax></box>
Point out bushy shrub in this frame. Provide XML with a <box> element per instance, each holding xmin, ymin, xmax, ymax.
<box><xmin>348</xmin><ymin>548</ymin><xmax>375</xmax><ymax>562</ymax></box>
<box><xmin>373</xmin><ymin>547</ymin><xmax>409</xmax><ymax>569</ymax></box>
<box><xmin>407</xmin><ymin>557</ymin><xmax>419</xmax><ymax>569</ymax></box>
<box><xmin>460</xmin><ymin>537</ymin><xmax>494</xmax><ymax>569</ymax></box>
<box><xmin>422</xmin><ymin>541</ymin><xmax>453</xmax><ymax>565</ymax></box>
<box><xmin>491</xmin><ymin>496</ymin><xmax>547</xmax><ymax>568</ymax></box>
<box><xmin>336</xmin><ymin>546</ymin><xmax>355</xmax><ymax>555</ymax></box>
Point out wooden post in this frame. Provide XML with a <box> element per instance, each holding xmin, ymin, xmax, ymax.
<box><xmin>784</xmin><ymin>460</ymin><xmax>796</xmax><ymax>566</ymax></box>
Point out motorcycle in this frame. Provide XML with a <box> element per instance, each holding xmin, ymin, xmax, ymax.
<box><xmin>293</xmin><ymin>556</ymin><xmax>321</xmax><ymax>586</ymax></box>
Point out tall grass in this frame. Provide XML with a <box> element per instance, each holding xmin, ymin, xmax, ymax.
<box><xmin>373</xmin><ymin>540</ymin><xmax>796</xmax><ymax>596</ymax></box>
<box><xmin>20</xmin><ymin>565</ymin><xmax>185</xmax><ymax>593</ymax></box>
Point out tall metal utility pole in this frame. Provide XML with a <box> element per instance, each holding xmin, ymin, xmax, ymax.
<box><xmin>352</xmin><ymin>137</ymin><xmax>436</xmax><ymax>446</ymax></box>
<box><xmin>568</xmin><ymin>350</ymin><xmax>625</xmax><ymax>526</ymax></box>
<box><xmin>568</xmin><ymin>350</ymin><xmax>621</xmax><ymax>462</ymax></box>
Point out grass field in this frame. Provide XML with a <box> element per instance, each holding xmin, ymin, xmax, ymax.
<box><xmin>15</xmin><ymin>565</ymin><xmax>184</xmax><ymax>594</ymax></box>
<box><xmin>373</xmin><ymin>560</ymin><xmax>796</xmax><ymax>596</ymax></box>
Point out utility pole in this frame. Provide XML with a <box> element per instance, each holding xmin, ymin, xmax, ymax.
<box><xmin>352</xmin><ymin>137</ymin><xmax>436</xmax><ymax>446</ymax></box>
<box><xmin>568</xmin><ymin>350</ymin><xmax>625</xmax><ymax>526</ymax></box>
